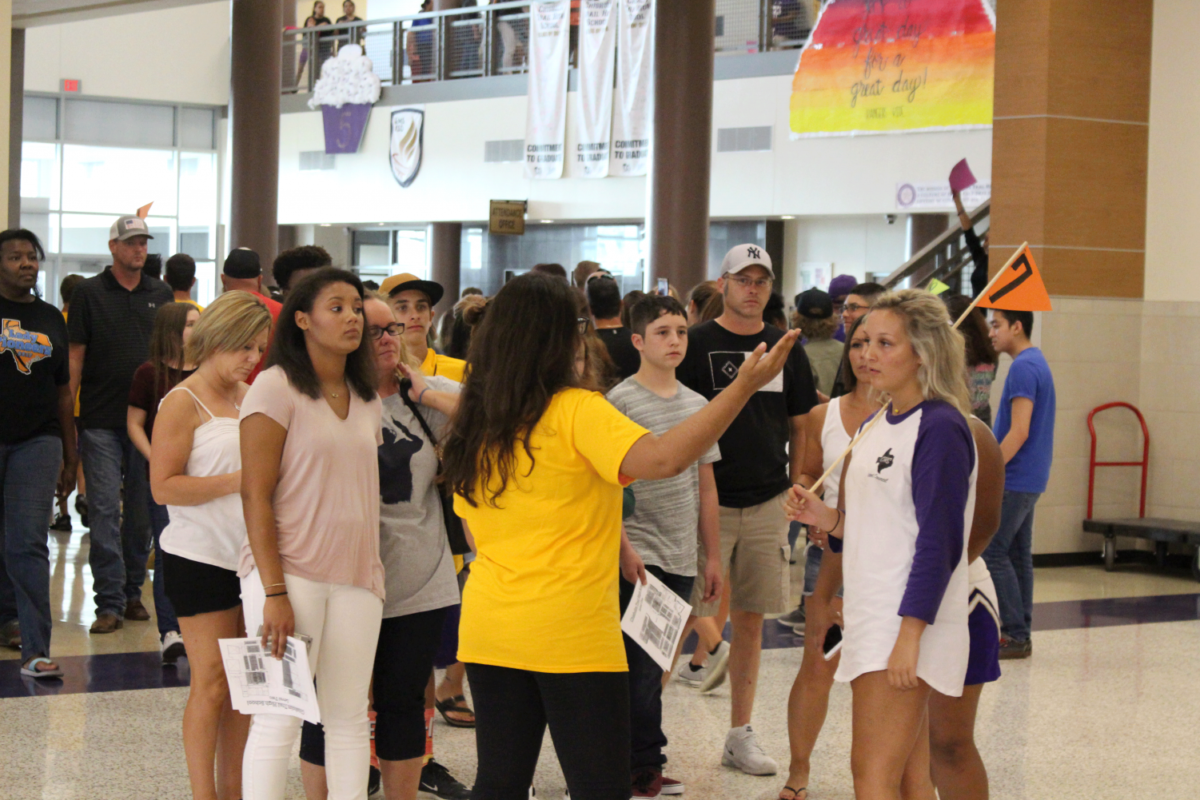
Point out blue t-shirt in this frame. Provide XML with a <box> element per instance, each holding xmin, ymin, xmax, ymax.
<box><xmin>994</xmin><ymin>347</ymin><xmax>1056</xmax><ymax>493</ymax></box>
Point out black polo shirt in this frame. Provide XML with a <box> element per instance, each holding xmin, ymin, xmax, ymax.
<box><xmin>67</xmin><ymin>267</ymin><xmax>175</xmax><ymax>429</ymax></box>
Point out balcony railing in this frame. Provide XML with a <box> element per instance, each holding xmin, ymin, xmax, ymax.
<box><xmin>283</xmin><ymin>0</ymin><xmax>817</xmax><ymax>95</ymax></box>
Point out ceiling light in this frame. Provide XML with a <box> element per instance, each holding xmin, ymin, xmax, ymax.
<box><xmin>319</xmin><ymin>223</ymin><xmax>331</xmax><ymax>227</ymax></box>
<box><xmin>781</xmin><ymin>215</ymin><xmax>795</xmax><ymax>220</ymax></box>
<box><xmin>540</xmin><ymin>219</ymin><xmax>553</xmax><ymax>224</ymax></box>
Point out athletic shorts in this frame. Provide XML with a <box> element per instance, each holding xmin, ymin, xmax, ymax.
<box><xmin>690</xmin><ymin>492</ymin><xmax>790</xmax><ymax>616</ymax></box>
<box><xmin>964</xmin><ymin>600</ymin><xmax>1002</xmax><ymax>686</ymax></box>
<box><xmin>162</xmin><ymin>551</ymin><xmax>242</xmax><ymax>618</ymax></box>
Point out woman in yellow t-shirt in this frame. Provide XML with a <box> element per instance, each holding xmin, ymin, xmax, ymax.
<box><xmin>442</xmin><ymin>273</ymin><xmax>798</xmax><ymax>799</ymax></box>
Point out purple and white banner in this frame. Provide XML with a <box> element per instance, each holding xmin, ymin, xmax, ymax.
<box><xmin>574</xmin><ymin>0</ymin><xmax>617</xmax><ymax>178</ymax></box>
<box><xmin>525</xmin><ymin>0</ymin><xmax>571</xmax><ymax>179</ymax></box>
<box><xmin>611</xmin><ymin>0</ymin><xmax>653</xmax><ymax>177</ymax></box>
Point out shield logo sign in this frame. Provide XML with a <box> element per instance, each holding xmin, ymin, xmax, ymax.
<box><xmin>390</xmin><ymin>107</ymin><xmax>424</xmax><ymax>188</ymax></box>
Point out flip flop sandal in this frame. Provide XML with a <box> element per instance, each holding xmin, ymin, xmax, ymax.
<box><xmin>434</xmin><ymin>694</ymin><xmax>476</xmax><ymax>728</ymax></box>
<box><xmin>779</xmin><ymin>787</ymin><xmax>807</xmax><ymax>800</ymax></box>
<box><xmin>21</xmin><ymin>657</ymin><xmax>64</xmax><ymax>679</ymax></box>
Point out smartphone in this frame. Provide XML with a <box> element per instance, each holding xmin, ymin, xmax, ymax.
<box><xmin>822</xmin><ymin>623</ymin><xmax>843</xmax><ymax>661</ymax></box>
<box><xmin>657</xmin><ymin>277</ymin><xmax>669</xmax><ymax>296</ymax></box>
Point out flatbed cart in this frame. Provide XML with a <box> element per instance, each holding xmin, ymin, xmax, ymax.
<box><xmin>1080</xmin><ymin>402</ymin><xmax>1200</xmax><ymax>580</ymax></box>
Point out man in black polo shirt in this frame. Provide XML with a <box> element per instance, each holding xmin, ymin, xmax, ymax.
<box><xmin>677</xmin><ymin>244</ymin><xmax>818</xmax><ymax>776</ymax></box>
<box><xmin>68</xmin><ymin>215</ymin><xmax>174</xmax><ymax>634</ymax></box>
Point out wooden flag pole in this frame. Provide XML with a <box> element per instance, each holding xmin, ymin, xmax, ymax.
<box><xmin>806</xmin><ymin>245</ymin><xmax>1030</xmax><ymax>496</ymax></box>
<box><xmin>952</xmin><ymin>241</ymin><xmax>1029</xmax><ymax>328</ymax></box>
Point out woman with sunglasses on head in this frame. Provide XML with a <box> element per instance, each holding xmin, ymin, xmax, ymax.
<box><xmin>440</xmin><ymin>272</ymin><xmax>797</xmax><ymax>800</ymax></box>
<box><xmin>239</xmin><ymin>268</ymin><xmax>384</xmax><ymax>800</ymax></box>
<box><xmin>785</xmin><ymin>289</ymin><xmax>977</xmax><ymax>800</ymax></box>
<box><xmin>297</xmin><ymin>293</ymin><xmax>471</xmax><ymax>800</ymax></box>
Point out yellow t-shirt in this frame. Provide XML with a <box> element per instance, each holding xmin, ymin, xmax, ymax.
<box><xmin>420</xmin><ymin>348</ymin><xmax>466</xmax><ymax>382</ymax></box>
<box><xmin>181</xmin><ymin>299</ymin><xmax>205</xmax><ymax>312</ymax></box>
<box><xmin>454</xmin><ymin>388</ymin><xmax>649</xmax><ymax>673</ymax></box>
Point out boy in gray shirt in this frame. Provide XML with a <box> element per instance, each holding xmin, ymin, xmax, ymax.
<box><xmin>608</xmin><ymin>295</ymin><xmax>721</xmax><ymax>796</ymax></box>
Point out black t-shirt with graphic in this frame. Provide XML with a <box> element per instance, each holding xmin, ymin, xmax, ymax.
<box><xmin>677</xmin><ymin>319</ymin><xmax>818</xmax><ymax>508</ymax></box>
<box><xmin>0</xmin><ymin>295</ymin><xmax>70</xmax><ymax>444</ymax></box>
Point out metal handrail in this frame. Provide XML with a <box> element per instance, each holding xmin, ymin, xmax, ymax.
<box><xmin>283</xmin><ymin>0</ymin><xmax>810</xmax><ymax>94</ymax></box>
<box><xmin>880</xmin><ymin>200</ymin><xmax>991</xmax><ymax>292</ymax></box>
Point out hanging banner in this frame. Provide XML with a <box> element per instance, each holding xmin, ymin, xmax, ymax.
<box><xmin>389</xmin><ymin>106</ymin><xmax>425</xmax><ymax>188</ymax></box>
<box><xmin>574</xmin><ymin>0</ymin><xmax>617</xmax><ymax>178</ymax></box>
<box><xmin>611</xmin><ymin>0</ymin><xmax>653</xmax><ymax>177</ymax></box>
<box><xmin>789</xmin><ymin>0</ymin><xmax>995</xmax><ymax>138</ymax></box>
<box><xmin>525</xmin><ymin>0</ymin><xmax>571</xmax><ymax>179</ymax></box>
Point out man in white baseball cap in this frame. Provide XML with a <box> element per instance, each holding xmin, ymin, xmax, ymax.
<box><xmin>675</xmin><ymin>244</ymin><xmax>818</xmax><ymax>776</ymax></box>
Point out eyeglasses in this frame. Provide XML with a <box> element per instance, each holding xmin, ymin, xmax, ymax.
<box><xmin>577</xmin><ymin>317</ymin><xmax>592</xmax><ymax>335</ymax></box>
<box><xmin>725</xmin><ymin>273</ymin><xmax>774</xmax><ymax>290</ymax></box>
<box><xmin>367</xmin><ymin>322</ymin><xmax>404</xmax><ymax>340</ymax></box>
<box><xmin>843</xmin><ymin>303</ymin><xmax>870</xmax><ymax>314</ymax></box>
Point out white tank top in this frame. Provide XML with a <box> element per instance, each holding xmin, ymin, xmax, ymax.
<box><xmin>160</xmin><ymin>387</ymin><xmax>247</xmax><ymax>572</ymax></box>
<box><xmin>819</xmin><ymin>396</ymin><xmax>853</xmax><ymax>509</ymax></box>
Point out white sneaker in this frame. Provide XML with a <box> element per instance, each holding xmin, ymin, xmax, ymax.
<box><xmin>721</xmin><ymin>725</ymin><xmax>778</xmax><ymax>775</ymax></box>
<box><xmin>161</xmin><ymin>631</ymin><xmax>186</xmax><ymax>665</ymax></box>
<box><xmin>675</xmin><ymin>660</ymin><xmax>708</xmax><ymax>688</ymax></box>
<box><xmin>698</xmin><ymin>641</ymin><xmax>731</xmax><ymax>693</ymax></box>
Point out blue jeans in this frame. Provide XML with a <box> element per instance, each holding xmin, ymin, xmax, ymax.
<box><xmin>80</xmin><ymin>428</ymin><xmax>151</xmax><ymax>619</ymax></box>
<box><xmin>619</xmin><ymin>566</ymin><xmax>695</xmax><ymax>773</ymax></box>
<box><xmin>0</xmin><ymin>435</ymin><xmax>63</xmax><ymax>663</ymax></box>
<box><xmin>148</xmin><ymin>500</ymin><xmax>179</xmax><ymax>637</ymax></box>
<box><xmin>982</xmin><ymin>490</ymin><xmax>1040</xmax><ymax>642</ymax></box>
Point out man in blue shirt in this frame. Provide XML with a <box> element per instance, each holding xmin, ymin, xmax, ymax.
<box><xmin>985</xmin><ymin>309</ymin><xmax>1056</xmax><ymax>659</ymax></box>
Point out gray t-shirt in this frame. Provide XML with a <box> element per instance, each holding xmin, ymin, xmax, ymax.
<box><xmin>378</xmin><ymin>376</ymin><xmax>461</xmax><ymax>619</ymax></box>
<box><xmin>607</xmin><ymin>377</ymin><xmax>720</xmax><ymax>576</ymax></box>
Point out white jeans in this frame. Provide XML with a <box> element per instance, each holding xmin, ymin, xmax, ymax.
<box><xmin>241</xmin><ymin>570</ymin><xmax>383</xmax><ymax>800</ymax></box>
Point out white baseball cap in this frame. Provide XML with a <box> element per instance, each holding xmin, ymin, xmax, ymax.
<box><xmin>720</xmin><ymin>243</ymin><xmax>773</xmax><ymax>278</ymax></box>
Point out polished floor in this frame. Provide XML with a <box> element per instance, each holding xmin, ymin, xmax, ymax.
<box><xmin>4</xmin><ymin>513</ymin><xmax>1200</xmax><ymax>799</ymax></box>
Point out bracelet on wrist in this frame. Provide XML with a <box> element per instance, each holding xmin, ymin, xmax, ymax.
<box><xmin>265</xmin><ymin>591</ymin><xmax>288</xmax><ymax>598</ymax></box>
<box><xmin>417</xmin><ymin>387</ymin><xmax>430</xmax><ymax>405</ymax></box>
<box><xmin>263</xmin><ymin>582</ymin><xmax>286</xmax><ymax>590</ymax></box>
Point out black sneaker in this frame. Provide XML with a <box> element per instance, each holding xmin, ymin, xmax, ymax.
<box><xmin>51</xmin><ymin>513</ymin><xmax>73</xmax><ymax>532</ymax></box>
<box><xmin>998</xmin><ymin>637</ymin><xmax>1032</xmax><ymax>660</ymax></box>
<box><xmin>420</xmin><ymin>759</ymin><xmax>472</xmax><ymax>799</ymax></box>
<box><xmin>368</xmin><ymin>765</ymin><xmax>381</xmax><ymax>796</ymax></box>
<box><xmin>75</xmin><ymin>495</ymin><xmax>89</xmax><ymax>529</ymax></box>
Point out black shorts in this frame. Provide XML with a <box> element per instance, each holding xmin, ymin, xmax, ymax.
<box><xmin>162</xmin><ymin>551</ymin><xmax>242</xmax><ymax>617</ymax></box>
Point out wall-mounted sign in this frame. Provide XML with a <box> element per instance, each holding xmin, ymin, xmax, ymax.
<box><xmin>489</xmin><ymin>200</ymin><xmax>527</xmax><ymax>236</ymax></box>
<box><xmin>389</xmin><ymin>106</ymin><xmax>425</xmax><ymax>188</ymax></box>
<box><xmin>61</xmin><ymin>79</ymin><xmax>81</xmax><ymax>93</ymax></box>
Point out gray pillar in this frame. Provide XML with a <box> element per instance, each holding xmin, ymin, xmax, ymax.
<box><xmin>8</xmin><ymin>29</ymin><xmax>24</xmax><ymax>230</ymax></box>
<box><xmin>430</xmin><ymin>222</ymin><xmax>462</xmax><ymax>317</ymax></box>
<box><xmin>646</xmin><ymin>0</ymin><xmax>714</xmax><ymax>297</ymax></box>
<box><xmin>230</xmin><ymin>0</ymin><xmax>283</xmax><ymax>273</ymax></box>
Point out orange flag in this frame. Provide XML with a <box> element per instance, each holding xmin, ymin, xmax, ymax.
<box><xmin>975</xmin><ymin>245</ymin><xmax>1052</xmax><ymax>312</ymax></box>
<box><xmin>136</xmin><ymin>202</ymin><xmax>153</xmax><ymax>219</ymax></box>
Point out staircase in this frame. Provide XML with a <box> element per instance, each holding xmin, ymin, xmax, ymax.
<box><xmin>880</xmin><ymin>200</ymin><xmax>990</xmax><ymax>294</ymax></box>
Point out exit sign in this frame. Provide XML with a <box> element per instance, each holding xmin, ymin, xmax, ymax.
<box><xmin>61</xmin><ymin>79</ymin><xmax>81</xmax><ymax>93</ymax></box>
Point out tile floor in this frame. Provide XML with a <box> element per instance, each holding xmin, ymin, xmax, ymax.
<box><xmin>4</xmin><ymin>519</ymin><xmax>1200</xmax><ymax>798</ymax></box>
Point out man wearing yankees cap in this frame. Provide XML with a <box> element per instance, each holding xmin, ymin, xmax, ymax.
<box><xmin>675</xmin><ymin>244</ymin><xmax>819</xmax><ymax>775</ymax></box>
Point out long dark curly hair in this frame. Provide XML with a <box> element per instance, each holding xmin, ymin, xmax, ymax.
<box><xmin>442</xmin><ymin>272</ymin><xmax>582</xmax><ymax>508</ymax></box>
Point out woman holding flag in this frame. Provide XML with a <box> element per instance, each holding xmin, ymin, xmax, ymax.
<box><xmin>785</xmin><ymin>289</ymin><xmax>977</xmax><ymax>800</ymax></box>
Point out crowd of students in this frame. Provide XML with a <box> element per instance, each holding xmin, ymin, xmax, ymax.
<box><xmin>0</xmin><ymin>215</ymin><xmax>1057</xmax><ymax>800</ymax></box>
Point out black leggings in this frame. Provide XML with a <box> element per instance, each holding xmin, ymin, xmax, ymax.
<box><xmin>301</xmin><ymin>605</ymin><xmax>448</xmax><ymax>764</ymax></box>
<box><xmin>467</xmin><ymin>663</ymin><xmax>630</xmax><ymax>800</ymax></box>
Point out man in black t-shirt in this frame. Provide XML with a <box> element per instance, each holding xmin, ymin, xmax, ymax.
<box><xmin>0</xmin><ymin>228</ymin><xmax>76</xmax><ymax>678</ymax></box>
<box><xmin>68</xmin><ymin>215</ymin><xmax>174</xmax><ymax>634</ymax></box>
<box><xmin>677</xmin><ymin>244</ymin><xmax>818</xmax><ymax>776</ymax></box>
<box><xmin>586</xmin><ymin>273</ymin><xmax>641</xmax><ymax>381</ymax></box>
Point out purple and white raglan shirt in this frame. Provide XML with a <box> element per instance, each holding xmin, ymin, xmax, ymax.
<box><xmin>832</xmin><ymin>399</ymin><xmax>977</xmax><ymax>697</ymax></box>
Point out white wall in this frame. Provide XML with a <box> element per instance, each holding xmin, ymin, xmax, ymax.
<box><xmin>279</xmin><ymin>73</ymin><xmax>992</xmax><ymax>224</ymax></box>
<box><xmin>779</xmin><ymin>215</ymin><xmax>909</xmax><ymax>301</ymax></box>
<box><xmin>24</xmin><ymin>1</ymin><xmax>231</xmax><ymax>106</ymax></box>
<box><xmin>1144</xmin><ymin>0</ymin><xmax>1200</xmax><ymax>301</ymax></box>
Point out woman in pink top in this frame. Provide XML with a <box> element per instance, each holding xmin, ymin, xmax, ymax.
<box><xmin>239</xmin><ymin>268</ymin><xmax>384</xmax><ymax>800</ymax></box>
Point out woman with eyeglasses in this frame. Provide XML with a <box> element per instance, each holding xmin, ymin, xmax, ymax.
<box><xmin>441</xmin><ymin>272</ymin><xmax>798</xmax><ymax>800</ymax></box>
<box><xmin>297</xmin><ymin>292</ymin><xmax>471</xmax><ymax>800</ymax></box>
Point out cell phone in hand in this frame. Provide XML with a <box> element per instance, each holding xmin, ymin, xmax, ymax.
<box><xmin>657</xmin><ymin>278</ymin><xmax>669</xmax><ymax>296</ymax></box>
<box><xmin>822</xmin><ymin>623</ymin><xmax>843</xmax><ymax>661</ymax></box>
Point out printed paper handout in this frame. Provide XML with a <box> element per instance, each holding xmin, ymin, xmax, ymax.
<box><xmin>219</xmin><ymin>636</ymin><xmax>321</xmax><ymax>723</ymax></box>
<box><xmin>620</xmin><ymin>571</ymin><xmax>692</xmax><ymax>672</ymax></box>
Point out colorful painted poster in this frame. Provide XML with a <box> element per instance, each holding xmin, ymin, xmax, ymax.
<box><xmin>789</xmin><ymin>0</ymin><xmax>995</xmax><ymax>138</ymax></box>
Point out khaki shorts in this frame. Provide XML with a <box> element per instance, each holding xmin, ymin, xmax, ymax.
<box><xmin>690</xmin><ymin>491</ymin><xmax>791</xmax><ymax>616</ymax></box>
